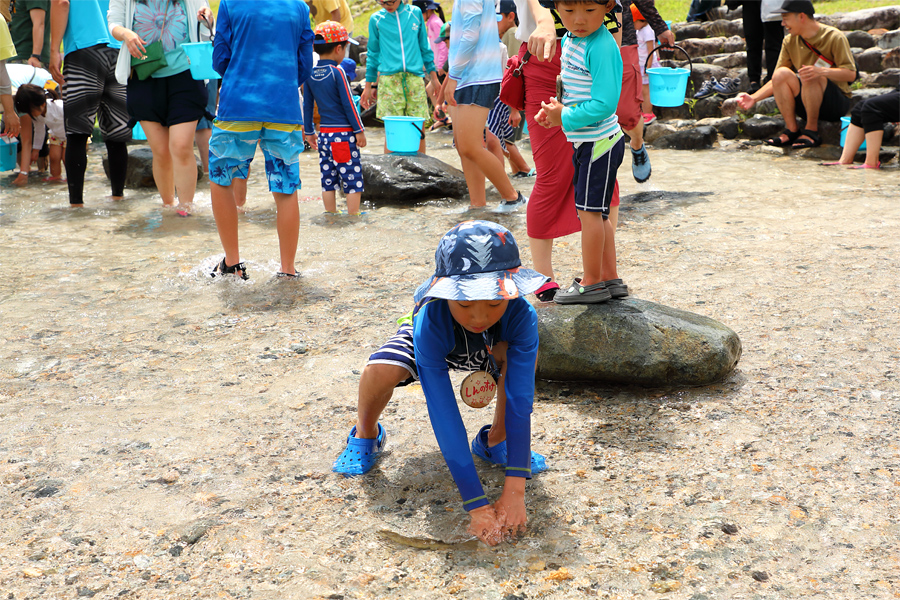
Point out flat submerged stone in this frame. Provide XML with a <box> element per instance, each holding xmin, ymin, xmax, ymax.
<box><xmin>535</xmin><ymin>299</ymin><xmax>742</xmax><ymax>387</ymax></box>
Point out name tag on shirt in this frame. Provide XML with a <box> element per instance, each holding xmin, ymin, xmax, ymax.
<box><xmin>814</xmin><ymin>57</ymin><xmax>831</xmax><ymax>69</ymax></box>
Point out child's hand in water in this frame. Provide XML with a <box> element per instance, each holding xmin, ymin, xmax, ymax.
<box><xmin>494</xmin><ymin>477</ymin><xmax>527</xmax><ymax>540</ymax></box>
<box><xmin>537</xmin><ymin>97</ymin><xmax>563</xmax><ymax>128</ymax></box>
<box><xmin>467</xmin><ymin>505</ymin><xmax>503</xmax><ymax>546</ymax></box>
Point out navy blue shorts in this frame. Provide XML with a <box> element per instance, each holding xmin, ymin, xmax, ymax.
<box><xmin>127</xmin><ymin>70</ymin><xmax>209</xmax><ymax>127</ymax></box>
<box><xmin>454</xmin><ymin>83</ymin><xmax>501</xmax><ymax>109</ymax></box>
<box><xmin>572</xmin><ymin>134</ymin><xmax>625</xmax><ymax>217</ymax></box>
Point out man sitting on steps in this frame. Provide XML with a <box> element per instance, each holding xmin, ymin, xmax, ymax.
<box><xmin>735</xmin><ymin>0</ymin><xmax>855</xmax><ymax>150</ymax></box>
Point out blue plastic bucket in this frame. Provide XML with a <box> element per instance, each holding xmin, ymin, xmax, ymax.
<box><xmin>132</xmin><ymin>122</ymin><xmax>147</xmax><ymax>141</ymax></box>
<box><xmin>840</xmin><ymin>116</ymin><xmax>865</xmax><ymax>150</ymax></box>
<box><xmin>0</xmin><ymin>137</ymin><xmax>18</xmax><ymax>171</ymax></box>
<box><xmin>182</xmin><ymin>42</ymin><xmax>221</xmax><ymax>80</ymax></box>
<box><xmin>383</xmin><ymin>116</ymin><xmax>425</xmax><ymax>154</ymax></box>
<box><xmin>645</xmin><ymin>44</ymin><xmax>693</xmax><ymax>107</ymax></box>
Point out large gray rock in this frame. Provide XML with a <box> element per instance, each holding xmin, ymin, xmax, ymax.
<box><xmin>102</xmin><ymin>147</ymin><xmax>202</xmax><ymax>189</ymax></box>
<box><xmin>676</xmin><ymin>36</ymin><xmax>746</xmax><ymax>59</ymax></box>
<box><xmin>846</xmin><ymin>30</ymin><xmax>876</xmax><ymax>49</ymax></box>
<box><xmin>535</xmin><ymin>300</ymin><xmax>742</xmax><ymax>386</ymax></box>
<box><xmin>701</xmin><ymin>19</ymin><xmax>743</xmax><ymax>38</ymax></box>
<box><xmin>884</xmin><ymin>47</ymin><xmax>900</xmax><ymax>69</ymax></box>
<box><xmin>653</xmin><ymin>125</ymin><xmax>718</xmax><ymax>150</ymax></box>
<box><xmin>820</xmin><ymin>7</ymin><xmax>900</xmax><ymax>33</ymax></box>
<box><xmin>871</xmin><ymin>68</ymin><xmax>900</xmax><ymax>87</ymax></box>
<box><xmin>878</xmin><ymin>29</ymin><xmax>900</xmax><ymax>50</ymax></box>
<box><xmin>740</xmin><ymin>115</ymin><xmax>785</xmax><ymax>140</ymax></box>
<box><xmin>673</xmin><ymin>23</ymin><xmax>707</xmax><ymax>41</ymax></box>
<box><xmin>856</xmin><ymin>47</ymin><xmax>885</xmax><ymax>73</ymax></box>
<box><xmin>696</xmin><ymin>116</ymin><xmax>740</xmax><ymax>139</ymax></box>
<box><xmin>359</xmin><ymin>153</ymin><xmax>467</xmax><ymax>204</ymax></box>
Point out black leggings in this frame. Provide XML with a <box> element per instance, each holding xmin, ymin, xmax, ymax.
<box><xmin>849</xmin><ymin>90</ymin><xmax>900</xmax><ymax>133</ymax></box>
<box><xmin>742</xmin><ymin>1</ymin><xmax>784</xmax><ymax>85</ymax></box>
<box><xmin>65</xmin><ymin>134</ymin><xmax>128</xmax><ymax>205</ymax></box>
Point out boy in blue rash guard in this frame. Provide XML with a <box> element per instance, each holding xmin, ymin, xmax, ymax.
<box><xmin>303</xmin><ymin>21</ymin><xmax>367</xmax><ymax>216</ymax></box>
<box><xmin>333</xmin><ymin>221</ymin><xmax>550</xmax><ymax>546</ymax></box>
<box><xmin>208</xmin><ymin>0</ymin><xmax>314</xmax><ymax>280</ymax></box>
<box><xmin>535</xmin><ymin>0</ymin><xmax>625</xmax><ymax>305</ymax></box>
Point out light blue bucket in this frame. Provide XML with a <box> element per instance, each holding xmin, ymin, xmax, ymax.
<box><xmin>182</xmin><ymin>42</ymin><xmax>221</xmax><ymax>80</ymax></box>
<box><xmin>645</xmin><ymin>44</ymin><xmax>693</xmax><ymax>107</ymax></box>
<box><xmin>0</xmin><ymin>137</ymin><xmax>18</xmax><ymax>171</ymax></box>
<box><xmin>383</xmin><ymin>116</ymin><xmax>425</xmax><ymax>154</ymax></box>
<box><xmin>132</xmin><ymin>122</ymin><xmax>147</xmax><ymax>141</ymax></box>
<box><xmin>840</xmin><ymin>116</ymin><xmax>865</xmax><ymax>150</ymax></box>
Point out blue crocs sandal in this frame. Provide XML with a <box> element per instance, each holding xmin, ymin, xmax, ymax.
<box><xmin>333</xmin><ymin>423</ymin><xmax>387</xmax><ymax>476</ymax></box>
<box><xmin>471</xmin><ymin>424</ymin><xmax>548</xmax><ymax>474</ymax></box>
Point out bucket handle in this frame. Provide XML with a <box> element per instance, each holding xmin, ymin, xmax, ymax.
<box><xmin>197</xmin><ymin>16</ymin><xmax>215</xmax><ymax>43</ymax></box>
<box><xmin>645</xmin><ymin>43</ymin><xmax>693</xmax><ymax>76</ymax></box>
<box><xmin>410</xmin><ymin>121</ymin><xmax>425</xmax><ymax>141</ymax></box>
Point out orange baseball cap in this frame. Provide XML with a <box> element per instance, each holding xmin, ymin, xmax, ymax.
<box><xmin>314</xmin><ymin>21</ymin><xmax>359</xmax><ymax>45</ymax></box>
<box><xmin>630</xmin><ymin>4</ymin><xmax>645</xmax><ymax>21</ymax></box>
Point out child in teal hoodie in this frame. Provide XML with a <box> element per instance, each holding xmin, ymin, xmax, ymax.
<box><xmin>362</xmin><ymin>0</ymin><xmax>439</xmax><ymax>154</ymax></box>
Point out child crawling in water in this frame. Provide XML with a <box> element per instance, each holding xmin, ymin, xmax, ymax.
<box><xmin>333</xmin><ymin>220</ymin><xmax>549</xmax><ymax>545</ymax></box>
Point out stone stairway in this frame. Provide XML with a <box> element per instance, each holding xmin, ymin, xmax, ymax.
<box><xmin>643</xmin><ymin>5</ymin><xmax>900</xmax><ymax>162</ymax></box>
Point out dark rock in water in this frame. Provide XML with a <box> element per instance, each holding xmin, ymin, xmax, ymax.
<box><xmin>535</xmin><ymin>299</ymin><xmax>741</xmax><ymax>386</ymax></box>
<box><xmin>103</xmin><ymin>147</ymin><xmax>202</xmax><ymax>189</ymax></box>
<box><xmin>693</xmin><ymin>96</ymin><xmax>725</xmax><ymax>120</ymax></box>
<box><xmin>697</xmin><ymin>117</ymin><xmax>740</xmax><ymax>139</ymax></box>
<box><xmin>360</xmin><ymin>153</ymin><xmax>468</xmax><ymax>204</ymax></box>
<box><xmin>846</xmin><ymin>30</ymin><xmax>876</xmax><ymax>49</ymax></box>
<box><xmin>654</xmin><ymin>125</ymin><xmax>718</xmax><ymax>150</ymax></box>
<box><xmin>29</xmin><ymin>479</ymin><xmax>64</xmax><ymax>498</ymax></box>
<box><xmin>740</xmin><ymin>116</ymin><xmax>784</xmax><ymax>141</ymax></box>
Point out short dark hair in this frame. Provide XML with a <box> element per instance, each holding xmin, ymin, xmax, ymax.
<box><xmin>14</xmin><ymin>84</ymin><xmax>46</xmax><ymax>115</ymax></box>
<box><xmin>315</xmin><ymin>40</ymin><xmax>348</xmax><ymax>55</ymax></box>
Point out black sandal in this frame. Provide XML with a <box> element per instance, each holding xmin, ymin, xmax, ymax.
<box><xmin>791</xmin><ymin>129</ymin><xmax>821</xmax><ymax>149</ymax></box>
<box><xmin>211</xmin><ymin>258</ymin><xmax>248</xmax><ymax>280</ymax></box>
<box><xmin>765</xmin><ymin>128</ymin><xmax>801</xmax><ymax>147</ymax></box>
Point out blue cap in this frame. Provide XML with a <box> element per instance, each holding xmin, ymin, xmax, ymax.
<box><xmin>340</xmin><ymin>58</ymin><xmax>357</xmax><ymax>81</ymax></box>
<box><xmin>413</xmin><ymin>221</ymin><xmax>549</xmax><ymax>304</ymax></box>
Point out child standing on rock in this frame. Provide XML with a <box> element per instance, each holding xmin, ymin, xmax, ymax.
<box><xmin>536</xmin><ymin>0</ymin><xmax>627</xmax><ymax>304</ymax></box>
<box><xmin>333</xmin><ymin>220</ymin><xmax>549</xmax><ymax>546</ymax></box>
<box><xmin>303</xmin><ymin>21</ymin><xmax>367</xmax><ymax>216</ymax></box>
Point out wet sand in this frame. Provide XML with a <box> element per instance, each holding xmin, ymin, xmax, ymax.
<box><xmin>1</xmin><ymin>129</ymin><xmax>899</xmax><ymax>599</ymax></box>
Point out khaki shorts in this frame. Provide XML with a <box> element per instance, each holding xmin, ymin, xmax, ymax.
<box><xmin>376</xmin><ymin>73</ymin><xmax>430</xmax><ymax>120</ymax></box>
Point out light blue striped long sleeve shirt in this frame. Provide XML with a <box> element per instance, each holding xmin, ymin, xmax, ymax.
<box><xmin>559</xmin><ymin>27</ymin><xmax>623</xmax><ymax>143</ymax></box>
<box><xmin>448</xmin><ymin>0</ymin><xmax>502</xmax><ymax>90</ymax></box>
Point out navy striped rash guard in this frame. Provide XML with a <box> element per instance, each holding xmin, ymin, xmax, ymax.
<box><xmin>412</xmin><ymin>297</ymin><xmax>539</xmax><ymax>511</ymax></box>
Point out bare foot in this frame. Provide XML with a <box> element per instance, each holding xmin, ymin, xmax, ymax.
<box><xmin>12</xmin><ymin>172</ymin><xmax>28</xmax><ymax>187</ymax></box>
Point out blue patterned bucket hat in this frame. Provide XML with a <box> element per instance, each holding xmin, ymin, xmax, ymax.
<box><xmin>413</xmin><ymin>221</ymin><xmax>549</xmax><ymax>304</ymax></box>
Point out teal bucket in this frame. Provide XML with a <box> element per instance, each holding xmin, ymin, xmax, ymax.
<box><xmin>383</xmin><ymin>116</ymin><xmax>425</xmax><ymax>154</ymax></box>
<box><xmin>645</xmin><ymin>44</ymin><xmax>693</xmax><ymax>107</ymax></box>
<box><xmin>132</xmin><ymin>122</ymin><xmax>147</xmax><ymax>141</ymax></box>
<box><xmin>0</xmin><ymin>137</ymin><xmax>18</xmax><ymax>171</ymax></box>
<box><xmin>840</xmin><ymin>116</ymin><xmax>865</xmax><ymax>150</ymax></box>
<box><xmin>182</xmin><ymin>42</ymin><xmax>221</xmax><ymax>80</ymax></box>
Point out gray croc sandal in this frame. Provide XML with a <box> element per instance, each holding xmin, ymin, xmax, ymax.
<box><xmin>554</xmin><ymin>278</ymin><xmax>611</xmax><ymax>304</ymax></box>
<box><xmin>603</xmin><ymin>278</ymin><xmax>629</xmax><ymax>298</ymax></box>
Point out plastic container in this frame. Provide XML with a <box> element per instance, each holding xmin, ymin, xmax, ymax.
<box><xmin>0</xmin><ymin>137</ymin><xmax>18</xmax><ymax>171</ymax></box>
<box><xmin>383</xmin><ymin>116</ymin><xmax>425</xmax><ymax>154</ymax></box>
<box><xmin>182</xmin><ymin>42</ymin><xmax>221</xmax><ymax>80</ymax></box>
<box><xmin>645</xmin><ymin>44</ymin><xmax>693</xmax><ymax>107</ymax></box>
<box><xmin>840</xmin><ymin>116</ymin><xmax>865</xmax><ymax>150</ymax></box>
<box><xmin>132</xmin><ymin>122</ymin><xmax>147</xmax><ymax>141</ymax></box>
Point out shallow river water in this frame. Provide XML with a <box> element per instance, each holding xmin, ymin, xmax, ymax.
<box><xmin>1</xmin><ymin>129</ymin><xmax>899</xmax><ymax>600</ymax></box>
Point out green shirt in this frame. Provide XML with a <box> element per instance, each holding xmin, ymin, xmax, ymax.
<box><xmin>9</xmin><ymin>0</ymin><xmax>51</xmax><ymax>64</ymax></box>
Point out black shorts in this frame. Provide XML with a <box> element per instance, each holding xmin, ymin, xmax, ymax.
<box><xmin>127</xmin><ymin>70</ymin><xmax>208</xmax><ymax>127</ymax></box>
<box><xmin>795</xmin><ymin>79</ymin><xmax>851</xmax><ymax>123</ymax></box>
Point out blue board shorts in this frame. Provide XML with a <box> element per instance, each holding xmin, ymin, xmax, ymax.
<box><xmin>317</xmin><ymin>127</ymin><xmax>364</xmax><ymax>194</ymax></box>
<box><xmin>208</xmin><ymin>121</ymin><xmax>304</xmax><ymax>194</ymax></box>
<box><xmin>573</xmin><ymin>132</ymin><xmax>625</xmax><ymax>217</ymax></box>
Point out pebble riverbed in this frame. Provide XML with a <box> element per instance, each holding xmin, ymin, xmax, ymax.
<box><xmin>1</xmin><ymin>129</ymin><xmax>898</xmax><ymax>599</ymax></box>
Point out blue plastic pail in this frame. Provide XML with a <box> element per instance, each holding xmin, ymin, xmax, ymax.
<box><xmin>645</xmin><ymin>44</ymin><xmax>693</xmax><ymax>107</ymax></box>
<box><xmin>383</xmin><ymin>116</ymin><xmax>425</xmax><ymax>154</ymax></box>
<box><xmin>0</xmin><ymin>137</ymin><xmax>18</xmax><ymax>171</ymax></box>
<box><xmin>840</xmin><ymin>116</ymin><xmax>865</xmax><ymax>150</ymax></box>
<box><xmin>132</xmin><ymin>122</ymin><xmax>147</xmax><ymax>141</ymax></box>
<box><xmin>182</xmin><ymin>42</ymin><xmax>221</xmax><ymax>80</ymax></box>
